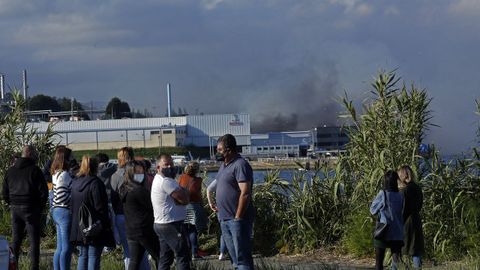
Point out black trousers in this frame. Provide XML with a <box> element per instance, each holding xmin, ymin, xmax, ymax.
<box><xmin>11</xmin><ymin>205</ymin><xmax>42</xmax><ymax>270</ymax></box>
<box><xmin>154</xmin><ymin>221</ymin><xmax>191</xmax><ymax>270</ymax></box>
<box><xmin>128</xmin><ymin>230</ymin><xmax>160</xmax><ymax>270</ymax></box>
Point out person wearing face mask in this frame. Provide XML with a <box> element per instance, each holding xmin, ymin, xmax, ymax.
<box><xmin>215</xmin><ymin>134</ymin><xmax>255</xmax><ymax>270</ymax></box>
<box><xmin>119</xmin><ymin>161</ymin><xmax>160</xmax><ymax>269</ymax></box>
<box><xmin>151</xmin><ymin>154</ymin><xmax>191</xmax><ymax>270</ymax></box>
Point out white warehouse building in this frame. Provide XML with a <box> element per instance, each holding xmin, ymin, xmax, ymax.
<box><xmin>29</xmin><ymin>113</ymin><xmax>251</xmax><ymax>151</ymax></box>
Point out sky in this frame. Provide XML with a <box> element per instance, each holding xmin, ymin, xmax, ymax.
<box><xmin>0</xmin><ymin>0</ymin><xmax>479</xmax><ymax>154</ymax></box>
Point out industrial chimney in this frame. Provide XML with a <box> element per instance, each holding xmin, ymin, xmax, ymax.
<box><xmin>22</xmin><ymin>70</ymin><xmax>28</xmax><ymax>98</ymax></box>
<box><xmin>0</xmin><ymin>74</ymin><xmax>4</xmax><ymax>100</ymax></box>
<box><xmin>167</xmin><ymin>83</ymin><xmax>172</xmax><ymax>117</ymax></box>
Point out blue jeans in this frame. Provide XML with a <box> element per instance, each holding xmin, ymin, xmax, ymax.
<box><xmin>52</xmin><ymin>207</ymin><xmax>72</xmax><ymax>270</ymax></box>
<box><xmin>220</xmin><ymin>234</ymin><xmax>227</xmax><ymax>254</ymax></box>
<box><xmin>77</xmin><ymin>245</ymin><xmax>103</xmax><ymax>270</ymax></box>
<box><xmin>413</xmin><ymin>256</ymin><xmax>422</xmax><ymax>268</ymax></box>
<box><xmin>114</xmin><ymin>214</ymin><xmax>130</xmax><ymax>259</ymax></box>
<box><xmin>154</xmin><ymin>222</ymin><xmax>191</xmax><ymax>270</ymax></box>
<box><xmin>186</xmin><ymin>224</ymin><xmax>199</xmax><ymax>255</ymax></box>
<box><xmin>220</xmin><ymin>219</ymin><xmax>254</xmax><ymax>270</ymax></box>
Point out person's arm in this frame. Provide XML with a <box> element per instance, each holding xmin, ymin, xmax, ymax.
<box><xmin>370</xmin><ymin>191</ymin><xmax>384</xmax><ymax>215</ymax></box>
<box><xmin>234</xmin><ymin>161</ymin><xmax>253</xmax><ymax>220</ymax></box>
<box><xmin>34</xmin><ymin>167</ymin><xmax>48</xmax><ymax>206</ymax></box>
<box><xmin>207</xmin><ymin>179</ymin><xmax>218</xmax><ymax>212</ymax></box>
<box><xmin>137</xmin><ymin>188</ymin><xmax>154</xmax><ymax>213</ymax></box>
<box><xmin>235</xmin><ymin>181</ymin><xmax>251</xmax><ymax>219</ymax></box>
<box><xmin>163</xmin><ymin>179</ymin><xmax>189</xmax><ymax>205</ymax></box>
<box><xmin>90</xmin><ymin>180</ymin><xmax>110</xmax><ymax>227</ymax></box>
<box><xmin>171</xmin><ymin>188</ymin><xmax>189</xmax><ymax>205</ymax></box>
<box><xmin>2</xmin><ymin>173</ymin><xmax>9</xmax><ymax>205</ymax></box>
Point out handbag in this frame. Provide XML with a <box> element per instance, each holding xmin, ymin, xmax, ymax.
<box><xmin>373</xmin><ymin>190</ymin><xmax>389</xmax><ymax>240</ymax></box>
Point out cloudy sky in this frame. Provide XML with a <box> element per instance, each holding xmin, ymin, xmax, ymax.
<box><xmin>0</xmin><ymin>0</ymin><xmax>479</xmax><ymax>154</ymax></box>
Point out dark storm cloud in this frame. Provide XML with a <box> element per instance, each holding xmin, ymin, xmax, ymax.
<box><xmin>0</xmin><ymin>0</ymin><xmax>479</xmax><ymax>153</ymax></box>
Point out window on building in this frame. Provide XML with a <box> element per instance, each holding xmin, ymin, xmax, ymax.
<box><xmin>163</xmin><ymin>130</ymin><xmax>173</xmax><ymax>134</ymax></box>
<box><xmin>151</xmin><ymin>130</ymin><xmax>160</xmax><ymax>135</ymax></box>
<box><xmin>257</xmin><ymin>147</ymin><xmax>262</xmax><ymax>151</ymax></box>
<box><xmin>276</xmin><ymin>146</ymin><xmax>281</xmax><ymax>150</ymax></box>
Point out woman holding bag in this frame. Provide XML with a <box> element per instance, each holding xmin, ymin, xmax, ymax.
<box><xmin>70</xmin><ymin>156</ymin><xmax>115</xmax><ymax>270</ymax></box>
<box><xmin>370</xmin><ymin>170</ymin><xmax>404</xmax><ymax>270</ymax></box>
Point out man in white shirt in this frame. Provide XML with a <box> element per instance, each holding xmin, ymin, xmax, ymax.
<box><xmin>151</xmin><ymin>154</ymin><xmax>190</xmax><ymax>270</ymax></box>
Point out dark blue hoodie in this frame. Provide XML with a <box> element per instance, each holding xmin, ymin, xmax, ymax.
<box><xmin>69</xmin><ymin>175</ymin><xmax>115</xmax><ymax>247</ymax></box>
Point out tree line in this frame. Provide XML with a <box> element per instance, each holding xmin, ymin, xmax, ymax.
<box><xmin>27</xmin><ymin>95</ymin><xmax>192</xmax><ymax>120</ymax></box>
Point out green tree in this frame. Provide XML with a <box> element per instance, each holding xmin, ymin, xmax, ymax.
<box><xmin>57</xmin><ymin>97</ymin><xmax>90</xmax><ymax>120</ymax></box>
<box><xmin>105</xmin><ymin>97</ymin><xmax>131</xmax><ymax>119</ymax></box>
<box><xmin>29</xmin><ymin>94</ymin><xmax>62</xmax><ymax>111</ymax></box>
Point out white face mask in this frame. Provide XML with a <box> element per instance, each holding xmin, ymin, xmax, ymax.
<box><xmin>133</xmin><ymin>174</ymin><xmax>145</xmax><ymax>183</ymax></box>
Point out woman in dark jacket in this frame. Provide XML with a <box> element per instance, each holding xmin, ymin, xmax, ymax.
<box><xmin>70</xmin><ymin>155</ymin><xmax>115</xmax><ymax>270</ymax></box>
<box><xmin>119</xmin><ymin>160</ymin><xmax>160</xmax><ymax>269</ymax></box>
<box><xmin>370</xmin><ymin>170</ymin><xmax>404</xmax><ymax>270</ymax></box>
<box><xmin>399</xmin><ymin>165</ymin><xmax>424</xmax><ymax>269</ymax></box>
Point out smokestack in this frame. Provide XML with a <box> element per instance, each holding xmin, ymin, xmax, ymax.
<box><xmin>22</xmin><ymin>70</ymin><xmax>28</xmax><ymax>98</ymax></box>
<box><xmin>0</xmin><ymin>74</ymin><xmax>4</xmax><ymax>100</ymax></box>
<box><xmin>167</xmin><ymin>83</ymin><xmax>172</xmax><ymax>117</ymax></box>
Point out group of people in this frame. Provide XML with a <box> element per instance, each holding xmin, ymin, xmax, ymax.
<box><xmin>1</xmin><ymin>133</ymin><xmax>256</xmax><ymax>270</ymax></box>
<box><xmin>370</xmin><ymin>166</ymin><xmax>424</xmax><ymax>270</ymax></box>
<box><xmin>2</xmin><ymin>134</ymin><xmax>423</xmax><ymax>270</ymax></box>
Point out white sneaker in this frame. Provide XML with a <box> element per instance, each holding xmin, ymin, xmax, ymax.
<box><xmin>218</xmin><ymin>253</ymin><xmax>225</xmax><ymax>261</ymax></box>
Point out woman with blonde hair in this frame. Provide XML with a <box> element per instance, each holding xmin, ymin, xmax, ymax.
<box><xmin>398</xmin><ymin>165</ymin><xmax>424</xmax><ymax>269</ymax></box>
<box><xmin>50</xmin><ymin>146</ymin><xmax>74</xmax><ymax>270</ymax></box>
<box><xmin>178</xmin><ymin>161</ymin><xmax>208</xmax><ymax>259</ymax></box>
<box><xmin>70</xmin><ymin>155</ymin><xmax>114</xmax><ymax>270</ymax></box>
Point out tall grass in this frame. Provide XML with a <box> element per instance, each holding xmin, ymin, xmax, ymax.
<box><xmin>0</xmin><ymin>91</ymin><xmax>57</xmax><ymax>241</ymax></box>
<box><xmin>251</xmin><ymin>71</ymin><xmax>480</xmax><ymax>264</ymax></box>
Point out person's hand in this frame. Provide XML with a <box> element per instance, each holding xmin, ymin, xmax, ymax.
<box><xmin>209</xmin><ymin>202</ymin><xmax>218</xmax><ymax>212</ymax></box>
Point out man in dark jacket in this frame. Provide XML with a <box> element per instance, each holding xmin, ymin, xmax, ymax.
<box><xmin>2</xmin><ymin>145</ymin><xmax>48</xmax><ymax>270</ymax></box>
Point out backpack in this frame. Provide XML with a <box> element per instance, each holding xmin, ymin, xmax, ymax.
<box><xmin>78</xmin><ymin>185</ymin><xmax>103</xmax><ymax>244</ymax></box>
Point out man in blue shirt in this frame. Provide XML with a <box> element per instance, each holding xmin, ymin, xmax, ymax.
<box><xmin>214</xmin><ymin>134</ymin><xmax>255</xmax><ymax>270</ymax></box>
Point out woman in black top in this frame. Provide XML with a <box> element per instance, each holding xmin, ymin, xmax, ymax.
<box><xmin>120</xmin><ymin>160</ymin><xmax>160</xmax><ymax>269</ymax></box>
<box><xmin>70</xmin><ymin>156</ymin><xmax>115</xmax><ymax>270</ymax></box>
<box><xmin>398</xmin><ymin>165</ymin><xmax>424</xmax><ymax>269</ymax></box>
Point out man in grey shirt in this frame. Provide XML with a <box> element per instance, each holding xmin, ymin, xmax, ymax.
<box><xmin>214</xmin><ymin>134</ymin><xmax>255</xmax><ymax>270</ymax></box>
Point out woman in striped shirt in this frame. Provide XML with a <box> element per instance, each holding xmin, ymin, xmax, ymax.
<box><xmin>51</xmin><ymin>146</ymin><xmax>74</xmax><ymax>270</ymax></box>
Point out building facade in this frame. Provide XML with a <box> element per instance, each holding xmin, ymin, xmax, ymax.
<box><xmin>29</xmin><ymin>113</ymin><xmax>251</xmax><ymax>151</ymax></box>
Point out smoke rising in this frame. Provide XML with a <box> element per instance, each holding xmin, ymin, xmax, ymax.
<box><xmin>249</xmin><ymin>61</ymin><xmax>342</xmax><ymax>133</ymax></box>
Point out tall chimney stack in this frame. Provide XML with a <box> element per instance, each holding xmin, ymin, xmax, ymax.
<box><xmin>22</xmin><ymin>70</ymin><xmax>28</xmax><ymax>98</ymax></box>
<box><xmin>167</xmin><ymin>83</ymin><xmax>172</xmax><ymax>117</ymax></box>
<box><xmin>0</xmin><ymin>74</ymin><xmax>4</xmax><ymax>100</ymax></box>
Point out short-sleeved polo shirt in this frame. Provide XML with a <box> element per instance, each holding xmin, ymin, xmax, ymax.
<box><xmin>151</xmin><ymin>174</ymin><xmax>186</xmax><ymax>224</ymax></box>
<box><xmin>215</xmin><ymin>155</ymin><xmax>254</xmax><ymax>221</ymax></box>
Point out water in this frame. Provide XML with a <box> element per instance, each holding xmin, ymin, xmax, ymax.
<box><xmin>204</xmin><ymin>169</ymin><xmax>317</xmax><ymax>186</ymax></box>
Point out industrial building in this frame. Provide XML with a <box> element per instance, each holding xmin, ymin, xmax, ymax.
<box><xmin>242</xmin><ymin>131</ymin><xmax>314</xmax><ymax>157</ymax></box>
<box><xmin>28</xmin><ymin>113</ymin><xmax>349</xmax><ymax>158</ymax></box>
<box><xmin>29</xmin><ymin>113</ymin><xmax>251</xmax><ymax>151</ymax></box>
